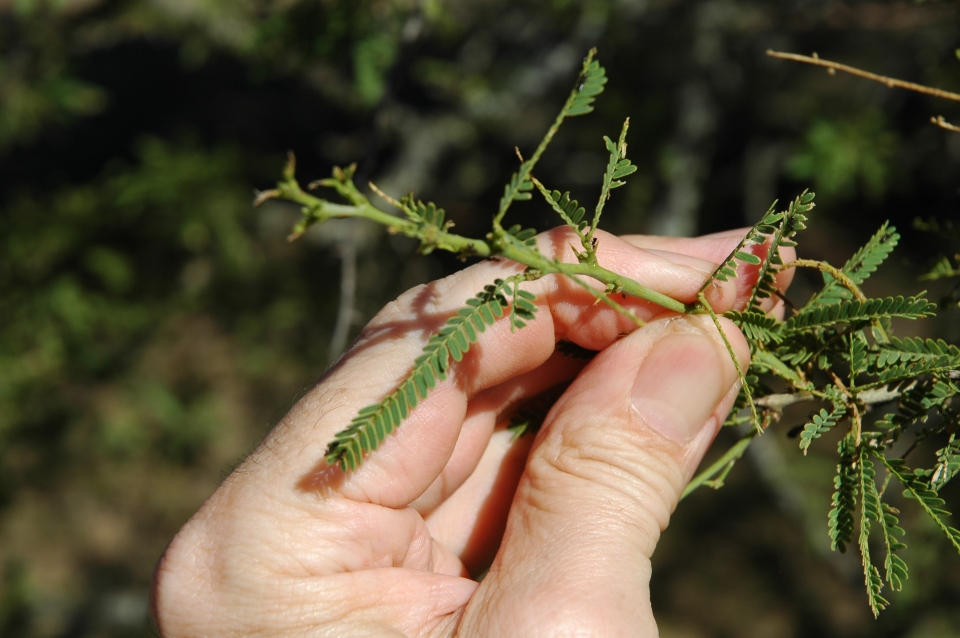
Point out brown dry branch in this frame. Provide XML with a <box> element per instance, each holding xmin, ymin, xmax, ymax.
<box><xmin>767</xmin><ymin>50</ymin><xmax>960</xmax><ymax>132</ymax></box>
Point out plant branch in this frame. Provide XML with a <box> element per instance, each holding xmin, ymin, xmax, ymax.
<box><xmin>565</xmin><ymin>275</ymin><xmax>645</xmax><ymax>328</ymax></box>
<box><xmin>931</xmin><ymin>116</ymin><xmax>960</xmax><ymax>133</ymax></box>
<box><xmin>766</xmin><ymin>51</ymin><xmax>960</xmax><ymax>103</ymax></box>
<box><xmin>682</xmin><ymin>430</ymin><xmax>758</xmax><ymax>499</ymax></box>
<box><xmin>258</xmin><ymin>160</ymin><xmax>494</xmax><ymax>257</ymax></box>
<box><xmin>486</xmin><ymin>233</ymin><xmax>692</xmax><ymax>314</ymax></box>
<box><xmin>493</xmin><ymin>49</ymin><xmax>600</xmax><ymax>228</ymax></box>
<box><xmin>700</xmin><ymin>293</ymin><xmax>759</xmax><ymax>431</ymax></box>
<box><xmin>782</xmin><ymin>259</ymin><xmax>866</xmax><ymax>303</ymax></box>
<box><xmin>783</xmin><ymin>257</ymin><xmax>891</xmax><ymax>343</ymax></box>
<box><xmin>756</xmin><ymin>385</ymin><xmax>905</xmax><ymax>412</ymax></box>
<box><xmin>264</xmin><ymin>159</ymin><xmax>695</xmax><ymax>316</ymax></box>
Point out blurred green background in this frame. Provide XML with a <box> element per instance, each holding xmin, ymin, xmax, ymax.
<box><xmin>1</xmin><ymin>1</ymin><xmax>959</xmax><ymax>636</ymax></box>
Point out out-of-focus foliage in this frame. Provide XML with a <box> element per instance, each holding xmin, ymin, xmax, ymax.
<box><xmin>1</xmin><ymin>0</ymin><xmax>959</xmax><ymax>636</ymax></box>
<box><xmin>787</xmin><ymin>111</ymin><xmax>897</xmax><ymax>199</ymax></box>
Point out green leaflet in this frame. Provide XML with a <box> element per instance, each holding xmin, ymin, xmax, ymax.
<box><xmin>495</xmin><ymin>49</ymin><xmax>605</xmax><ymax>226</ymax></box>
<box><xmin>798</xmin><ymin>405</ymin><xmax>845</xmax><ymax>454</ymax></box>
<box><xmin>324</xmin><ymin>277</ymin><xmax>536</xmax><ymax>471</ymax></box>
<box><xmin>746</xmin><ymin>192</ymin><xmax>811</xmax><ymax>311</ymax></box>
<box><xmin>497</xmin><ymin>171</ymin><xmax>535</xmax><ymax>217</ymax></box>
<box><xmin>880</xmin><ymin>456</ymin><xmax>960</xmax><ymax>554</ymax></box>
<box><xmin>700</xmin><ymin>191</ymin><xmax>812</xmax><ymax>299</ymax></box>
<box><xmin>858</xmin><ymin>449</ymin><xmax>889</xmax><ymax>617</ymax></box>
<box><xmin>784</xmin><ymin>295</ymin><xmax>936</xmax><ymax>332</ymax></box>
<box><xmin>725</xmin><ymin>310</ymin><xmax>783</xmax><ymax>345</ymax></box>
<box><xmin>533</xmin><ymin>117</ymin><xmax>636</xmax><ymax>267</ymax></box>
<box><xmin>568</xmin><ymin>55</ymin><xmax>607</xmax><ymax>116</ymax></box>
<box><xmin>540</xmin><ymin>187</ymin><xmax>588</xmax><ymax>233</ymax></box>
<box><xmin>397</xmin><ymin>195</ymin><xmax>454</xmax><ymax>255</ymax></box>
<box><xmin>505</xmin><ymin>223</ymin><xmax>538</xmax><ymax>247</ymax></box>
<box><xmin>701</xmin><ymin>202</ymin><xmax>778</xmax><ymax>287</ymax></box>
<box><xmin>846</xmin><ymin>331</ymin><xmax>869</xmax><ymax>377</ymax></box>
<box><xmin>880</xmin><ymin>501</ymin><xmax>909</xmax><ymax>592</ymax></box>
<box><xmin>875</xmin><ymin>336</ymin><xmax>960</xmax><ymax>367</ymax></box>
<box><xmin>593</xmin><ymin>121</ymin><xmax>637</xmax><ymax>232</ymax></box>
<box><xmin>872</xmin><ymin>349</ymin><xmax>960</xmax><ymax>385</ymax></box>
<box><xmin>931</xmin><ymin>434</ymin><xmax>960</xmax><ymax>491</ymax></box>
<box><xmin>751</xmin><ymin>349</ymin><xmax>808</xmax><ymax>388</ymax></box>
<box><xmin>828</xmin><ymin>438</ymin><xmax>858</xmax><ymax>554</ymax></box>
<box><xmin>874</xmin><ymin>379</ymin><xmax>955</xmax><ymax>444</ymax></box>
<box><xmin>812</xmin><ymin>222</ymin><xmax>899</xmax><ymax>305</ymax></box>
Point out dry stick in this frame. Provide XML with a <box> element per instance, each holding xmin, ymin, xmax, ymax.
<box><xmin>766</xmin><ymin>51</ymin><xmax>960</xmax><ymax>102</ymax></box>
<box><xmin>766</xmin><ymin>50</ymin><xmax>960</xmax><ymax>132</ymax></box>
<box><xmin>932</xmin><ymin>116</ymin><xmax>960</xmax><ymax>133</ymax></box>
<box><xmin>755</xmin><ymin>385</ymin><xmax>904</xmax><ymax>412</ymax></box>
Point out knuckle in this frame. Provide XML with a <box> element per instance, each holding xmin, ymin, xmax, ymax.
<box><xmin>531</xmin><ymin>417</ymin><xmax>686</xmax><ymax>553</ymax></box>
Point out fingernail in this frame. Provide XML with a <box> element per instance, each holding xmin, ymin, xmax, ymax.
<box><xmin>631</xmin><ymin>330</ymin><xmax>730</xmax><ymax>443</ymax></box>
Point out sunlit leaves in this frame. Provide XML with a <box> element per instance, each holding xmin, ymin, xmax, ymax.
<box><xmin>813</xmin><ymin>222</ymin><xmax>899</xmax><ymax>305</ymax></box>
<box><xmin>324</xmin><ymin>276</ymin><xmax>536</xmax><ymax>471</ymax></box>
<box><xmin>567</xmin><ymin>53</ymin><xmax>607</xmax><ymax>117</ymax></box>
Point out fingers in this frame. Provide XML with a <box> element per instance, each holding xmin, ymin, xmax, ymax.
<box><xmin>623</xmin><ymin>228</ymin><xmax>797</xmax><ymax>316</ymax></box>
<box><xmin>457</xmin><ymin>314</ymin><xmax>750</xmax><ymax>636</ymax></box>
<box><xmin>257</xmin><ymin>227</ymin><xmax>745</xmax><ymax>508</ymax></box>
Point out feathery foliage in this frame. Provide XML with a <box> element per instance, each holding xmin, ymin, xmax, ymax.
<box><xmin>700</xmin><ymin>200</ymin><xmax>782</xmax><ymax>288</ymax></box>
<box><xmin>784</xmin><ymin>295</ymin><xmax>936</xmax><ymax>332</ymax></box>
<box><xmin>858</xmin><ymin>448</ymin><xmax>889</xmax><ymax>616</ymax></box>
<box><xmin>324</xmin><ymin>277</ymin><xmax>526</xmax><ymax>470</ymax></box>
<box><xmin>880</xmin><ymin>457</ymin><xmax>960</xmax><ymax>554</ymax></box>
<box><xmin>263</xmin><ymin>51</ymin><xmax>960</xmax><ymax>614</ymax></box>
<box><xmin>799</xmin><ymin>406</ymin><xmax>846</xmax><ymax>454</ymax></box>
<box><xmin>726</xmin><ymin>311</ymin><xmax>784</xmax><ymax>345</ymax></box>
<box><xmin>879</xmin><ymin>501</ymin><xmax>909</xmax><ymax>593</ymax></box>
<box><xmin>813</xmin><ymin>222</ymin><xmax>899</xmax><ymax>305</ymax></box>
<box><xmin>931</xmin><ymin>434</ymin><xmax>960</xmax><ymax>490</ymax></box>
<box><xmin>829</xmin><ymin>438</ymin><xmax>858</xmax><ymax>554</ymax></box>
<box><xmin>493</xmin><ymin>49</ymin><xmax>605</xmax><ymax>227</ymax></box>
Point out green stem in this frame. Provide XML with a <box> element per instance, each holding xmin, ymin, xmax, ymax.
<box><xmin>783</xmin><ymin>259</ymin><xmax>866</xmax><ymax>302</ymax></box>
<box><xmin>492</xmin><ymin>49</ymin><xmax>598</xmax><ymax>229</ymax></box>
<box><xmin>783</xmin><ymin>258</ymin><xmax>890</xmax><ymax>343</ymax></box>
<box><xmin>493</xmin><ymin>234</ymin><xmax>693</xmax><ymax>314</ymax></box>
<box><xmin>699</xmin><ymin>292</ymin><xmax>759</xmax><ymax>432</ymax></box>
<box><xmin>277</xmin><ymin>179</ymin><xmax>493</xmax><ymax>257</ymax></box>
<box><xmin>267</xmin><ymin>155</ymin><xmax>696</xmax><ymax>316</ymax></box>
<box><xmin>682</xmin><ymin>430</ymin><xmax>758</xmax><ymax>499</ymax></box>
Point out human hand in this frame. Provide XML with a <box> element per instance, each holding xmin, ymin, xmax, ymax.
<box><xmin>151</xmin><ymin>227</ymin><xmax>794</xmax><ymax>637</ymax></box>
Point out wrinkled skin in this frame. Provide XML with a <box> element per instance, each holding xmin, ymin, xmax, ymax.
<box><xmin>151</xmin><ymin>227</ymin><xmax>794</xmax><ymax>637</ymax></box>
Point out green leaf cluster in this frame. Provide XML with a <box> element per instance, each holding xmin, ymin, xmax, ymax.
<box><xmin>813</xmin><ymin>223</ymin><xmax>899</xmax><ymax>305</ymax></box>
<box><xmin>270</xmin><ymin>51</ymin><xmax>960</xmax><ymax>614</ymax></box>
<box><xmin>711</xmin><ymin>214</ymin><xmax>959</xmax><ymax>614</ymax></box>
<box><xmin>324</xmin><ymin>277</ymin><xmax>528</xmax><ymax>471</ymax></box>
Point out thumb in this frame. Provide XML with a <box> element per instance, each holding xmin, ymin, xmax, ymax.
<box><xmin>460</xmin><ymin>314</ymin><xmax>749</xmax><ymax>637</ymax></box>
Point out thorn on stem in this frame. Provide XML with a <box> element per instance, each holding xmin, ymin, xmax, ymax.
<box><xmin>253</xmin><ymin>189</ymin><xmax>280</xmax><ymax>207</ymax></box>
<box><xmin>283</xmin><ymin>152</ymin><xmax>297</xmax><ymax>181</ymax></box>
